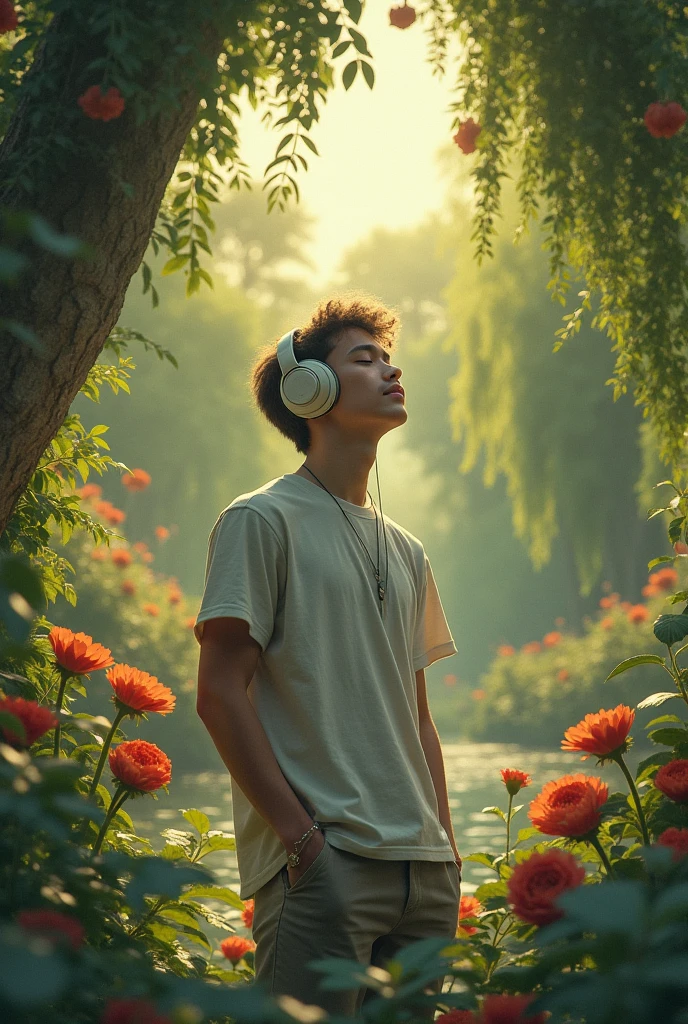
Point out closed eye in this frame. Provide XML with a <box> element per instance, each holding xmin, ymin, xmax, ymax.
<box><xmin>356</xmin><ymin>360</ymin><xmax>373</xmax><ymax>364</ymax></box>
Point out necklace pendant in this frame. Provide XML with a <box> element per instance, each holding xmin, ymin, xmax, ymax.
<box><xmin>378</xmin><ymin>583</ymin><xmax>385</xmax><ymax>600</ymax></box>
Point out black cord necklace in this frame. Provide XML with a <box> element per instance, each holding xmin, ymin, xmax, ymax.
<box><xmin>302</xmin><ymin>461</ymin><xmax>389</xmax><ymax>617</ymax></box>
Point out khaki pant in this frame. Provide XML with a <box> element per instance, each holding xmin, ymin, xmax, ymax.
<box><xmin>252</xmin><ymin>836</ymin><xmax>461</xmax><ymax>1016</ymax></box>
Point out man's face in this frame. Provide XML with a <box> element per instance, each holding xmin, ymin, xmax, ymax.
<box><xmin>323</xmin><ymin>327</ymin><xmax>406</xmax><ymax>434</ymax></box>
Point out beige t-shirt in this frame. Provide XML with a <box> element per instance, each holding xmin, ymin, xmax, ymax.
<box><xmin>195</xmin><ymin>473</ymin><xmax>458</xmax><ymax>898</ymax></box>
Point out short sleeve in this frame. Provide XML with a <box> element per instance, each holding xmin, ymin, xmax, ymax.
<box><xmin>412</xmin><ymin>553</ymin><xmax>457</xmax><ymax>671</ymax></box>
<box><xmin>194</xmin><ymin>506</ymin><xmax>286</xmax><ymax>649</ymax></box>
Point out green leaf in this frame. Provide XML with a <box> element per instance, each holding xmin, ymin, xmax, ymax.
<box><xmin>346</xmin><ymin>0</ymin><xmax>362</xmax><ymax>23</ymax></box>
<box><xmin>360</xmin><ymin>61</ymin><xmax>375</xmax><ymax>89</ymax></box>
<box><xmin>648</xmin><ymin>555</ymin><xmax>676</xmax><ymax>569</ymax></box>
<box><xmin>637</xmin><ymin>692</ymin><xmax>681</xmax><ymax>709</ymax></box>
<box><xmin>482</xmin><ymin>805</ymin><xmax>507</xmax><ymax>822</ymax></box>
<box><xmin>516</xmin><ymin>826</ymin><xmax>542</xmax><ymax>844</ymax></box>
<box><xmin>349</xmin><ymin>28</ymin><xmax>372</xmax><ymax>56</ymax></box>
<box><xmin>605</xmin><ymin>654</ymin><xmax>666</xmax><ymax>681</ymax></box>
<box><xmin>342</xmin><ymin>60</ymin><xmax>359</xmax><ymax>90</ymax></box>
<box><xmin>182</xmin><ymin>808</ymin><xmax>210</xmax><ymax>835</ymax></box>
<box><xmin>654</xmin><ymin>614</ymin><xmax>688</xmax><ymax>646</ymax></box>
<box><xmin>648</xmin><ymin>727</ymin><xmax>688</xmax><ymax>747</ymax></box>
<box><xmin>464</xmin><ymin>852</ymin><xmax>497</xmax><ymax>867</ymax></box>
<box><xmin>332</xmin><ymin>40</ymin><xmax>351</xmax><ymax>58</ymax></box>
<box><xmin>161</xmin><ymin>254</ymin><xmax>190</xmax><ymax>275</ymax></box>
<box><xmin>182</xmin><ymin>884</ymin><xmax>244</xmax><ymax>910</ymax></box>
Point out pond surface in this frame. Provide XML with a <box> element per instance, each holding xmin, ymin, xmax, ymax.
<box><xmin>129</xmin><ymin>740</ymin><xmax>647</xmax><ymax>897</ymax></box>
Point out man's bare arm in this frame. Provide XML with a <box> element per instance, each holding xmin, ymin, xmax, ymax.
<box><xmin>196</xmin><ymin>616</ymin><xmax>323</xmax><ymax>875</ymax></box>
<box><xmin>416</xmin><ymin>667</ymin><xmax>462</xmax><ymax>873</ymax></box>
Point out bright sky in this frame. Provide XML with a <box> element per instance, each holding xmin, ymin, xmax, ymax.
<box><xmin>236</xmin><ymin>0</ymin><xmax>464</xmax><ymax>286</ymax></box>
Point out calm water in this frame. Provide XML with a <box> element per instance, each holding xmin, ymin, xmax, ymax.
<box><xmin>129</xmin><ymin>740</ymin><xmax>647</xmax><ymax>898</ymax></box>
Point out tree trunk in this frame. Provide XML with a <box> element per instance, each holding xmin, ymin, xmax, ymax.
<box><xmin>0</xmin><ymin>12</ymin><xmax>225</xmax><ymax>536</ymax></box>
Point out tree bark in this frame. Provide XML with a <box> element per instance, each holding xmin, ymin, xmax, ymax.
<box><xmin>0</xmin><ymin>12</ymin><xmax>225</xmax><ymax>536</ymax></box>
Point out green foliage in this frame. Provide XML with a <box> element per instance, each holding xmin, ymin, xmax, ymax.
<box><xmin>426</xmin><ymin>0</ymin><xmax>688</xmax><ymax>466</ymax></box>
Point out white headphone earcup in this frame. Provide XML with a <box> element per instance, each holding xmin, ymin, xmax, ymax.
<box><xmin>280</xmin><ymin>359</ymin><xmax>340</xmax><ymax>419</ymax></box>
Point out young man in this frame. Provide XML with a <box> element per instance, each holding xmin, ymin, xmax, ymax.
<box><xmin>195</xmin><ymin>294</ymin><xmax>461</xmax><ymax>1015</ymax></box>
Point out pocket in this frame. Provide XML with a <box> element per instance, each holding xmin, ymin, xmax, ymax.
<box><xmin>283</xmin><ymin>838</ymin><xmax>330</xmax><ymax>894</ymax></box>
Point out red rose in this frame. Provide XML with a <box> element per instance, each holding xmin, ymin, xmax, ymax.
<box><xmin>453</xmin><ymin>118</ymin><xmax>481</xmax><ymax>155</ymax></box>
<box><xmin>507</xmin><ymin>849</ymin><xmax>585</xmax><ymax>926</ymax></box>
<box><xmin>0</xmin><ymin>0</ymin><xmax>18</xmax><ymax>33</ymax></box>
<box><xmin>644</xmin><ymin>101</ymin><xmax>687</xmax><ymax>139</ymax></box>
<box><xmin>481</xmin><ymin>994</ymin><xmax>547</xmax><ymax>1023</ymax></box>
<box><xmin>0</xmin><ymin>697</ymin><xmax>58</xmax><ymax>748</ymax></box>
<box><xmin>389</xmin><ymin>3</ymin><xmax>416</xmax><ymax>29</ymax></box>
<box><xmin>656</xmin><ymin>827</ymin><xmax>688</xmax><ymax>860</ymax></box>
<box><xmin>17</xmin><ymin>908</ymin><xmax>85</xmax><ymax>950</ymax></box>
<box><xmin>654</xmin><ymin>759</ymin><xmax>688</xmax><ymax>802</ymax></box>
<box><xmin>220</xmin><ymin>935</ymin><xmax>256</xmax><ymax>963</ymax></box>
<box><xmin>77</xmin><ymin>85</ymin><xmax>125</xmax><ymax>122</ymax></box>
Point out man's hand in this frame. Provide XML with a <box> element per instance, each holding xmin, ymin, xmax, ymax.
<box><xmin>286</xmin><ymin>829</ymin><xmax>326</xmax><ymax>889</ymax></box>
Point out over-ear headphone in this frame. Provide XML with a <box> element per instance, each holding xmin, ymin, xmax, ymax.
<box><xmin>276</xmin><ymin>329</ymin><xmax>340</xmax><ymax>420</ymax></box>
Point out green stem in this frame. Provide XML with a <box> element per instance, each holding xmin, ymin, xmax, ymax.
<box><xmin>52</xmin><ymin>668</ymin><xmax>71</xmax><ymax>759</ymax></box>
<box><xmin>588</xmin><ymin>833</ymin><xmax>615</xmax><ymax>879</ymax></box>
<box><xmin>613</xmin><ymin>752</ymin><xmax>651</xmax><ymax>846</ymax></box>
<box><xmin>91</xmin><ymin>786</ymin><xmax>129</xmax><ymax>856</ymax></box>
<box><xmin>668</xmin><ymin>645</ymin><xmax>688</xmax><ymax>706</ymax></box>
<box><xmin>129</xmin><ymin>896</ymin><xmax>168</xmax><ymax>939</ymax></box>
<box><xmin>88</xmin><ymin>707</ymin><xmax>127</xmax><ymax>798</ymax></box>
<box><xmin>505</xmin><ymin>793</ymin><xmax>513</xmax><ymax>867</ymax></box>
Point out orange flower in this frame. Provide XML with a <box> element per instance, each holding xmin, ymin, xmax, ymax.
<box><xmin>471</xmin><ymin>688</ymin><xmax>486</xmax><ymax>700</ymax></box>
<box><xmin>457</xmin><ymin>894</ymin><xmax>483</xmax><ymax>936</ymax></box>
<box><xmin>94</xmin><ymin>500</ymin><xmax>126</xmax><ymax>525</ymax></box>
<box><xmin>444</xmin><ymin>673</ymin><xmax>457</xmax><ymax>687</ymax></box>
<box><xmin>122</xmin><ymin>468</ymin><xmax>151</xmax><ymax>492</ymax></box>
<box><xmin>675</xmin><ymin>541</ymin><xmax>688</xmax><ymax>555</ymax></box>
<box><xmin>17</xmin><ymin>908</ymin><xmax>84</xmax><ymax>949</ymax></box>
<box><xmin>107</xmin><ymin>664</ymin><xmax>175</xmax><ymax>716</ymax></box>
<box><xmin>388</xmin><ymin>2</ymin><xmax>416</xmax><ymax>29</ymax></box>
<box><xmin>521</xmin><ymin>641</ymin><xmax>541</xmax><ymax>654</ymax></box>
<box><xmin>185</xmin><ymin>616</ymin><xmax>197</xmax><ymax>630</ymax></box>
<box><xmin>220</xmin><ymin>935</ymin><xmax>256</xmax><ymax>963</ymax></box>
<box><xmin>529</xmin><ymin>773</ymin><xmax>608</xmax><ymax>838</ymax></box>
<box><xmin>132</xmin><ymin>542</ymin><xmax>148</xmax><ymax>554</ymax></box>
<box><xmin>142</xmin><ymin>552</ymin><xmax>154</xmax><ymax>563</ymax></box>
<box><xmin>111</xmin><ymin>548</ymin><xmax>133</xmax><ymax>568</ymax></box>
<box><xmin>507</xmin><ymin>849</ymin><xmax>585</xmax><ymax>926</ymax></box>
<box><xmin>109</xmin><ymin>739</ymin><xmax>171</xmax><ymax>792</ymax></box>
<box><xmin>627</xmin><ymin>604</ymin><xmax>649</xmax><ymax>624</ymax></box>
<box><xmin>0</xmin><ymin>697</ymin><xmax>58</xmax><ymax>747</ymax></box>
<box><xmin>599</xmin><ymin>594</ymin><xmax>618</xmax><ymax>609</ymax></box>
<box><xmin>481</xmin><ymin>993</ymin><xmax>547</xmax><ymax>1024</ymax></box>
<box><xmin>453</xmin><ymin>117</ymin><xmax>482</xmax><ymax>154</ymax></box>
<box><xmin>561</xmin><ymin>704</ymin><xmax>634</xmax><ymax>760</ymax></box>
<box><xmin>654</xmin><ymin>759</ymin><xmax>688</xmax><ymax>802</ymax></box>
<box><xmin>77</xmin><ymin>483</ymin><xmax>102</xmax><ymax>501</ymax></box>
<box><xmin>642</xmin><ymin>584</ymin><xmax>661</xmax><ymax>598</ymax></box>
<box><xmin>17</xmin><ymin>909</ymin><xmax>84</xmax><ymax>946</ymax></box>
<box><xmin>142</xmin><ymin>603</ymin><xmax>160</xmax><ymax>617</ymax></box>
<box><xmin>620</xmin><ymin>600</ymin><xmax>632</xmax><ymax>611</ymax></box>
<box><xmin>91</xmin><ymin>547</ymin><xmax>107</xmax><ymax>561</ymax></box>
<box><xmin>557</xmin><ymin>668</ymin><xmax>570</xmax><ymax>682</ymax></box>
<box><xmin>48</xmin><ymin>626</ymin><xmax>114</xmax><ymax>675</ymax></box>
<box><xmin>657</xmin><ymin>827</ymin><xmax>688</xmax><ymax>860</ymax></box>
<box><xmin>241</xmin><ymin>898</ymin><xmax>255</xmax><ymax>928</ymax></box>
<box><xmin>542</xmin><ymin>631</ymin><xmax>561</xmax><ymax>647</ymax></box>
<box><xmin>121</xmin><ymin>580</ymin><xmax>136</xmax><ymax>596</ymax></box>
<box><xmin>497</xmin><ymin>644</ymin><xmax>515</xmax><ymax>656</ymax></box>
<box><xmin>501</xmin><ymin>768</ymin><xmax>531</xmax><ymax>796</ymax></box>
<box><xmin>154</xmin><ymin>525</ymin><xmax>170</xmax><ymax>541</ymax></box>
<box><xmin>649</xmin><ymin>567</ymin><xmax>679</xmax><ymax>591</ymax></box>
<box><xmin>168</xmin><ymin>587</ymin><xmax>182</xmax><ymax>606</ymax></box>
<box><xmin>101</xmin><ymin>998</ymin><xmax>173</xmax><ymax>1024</ymax></box>
<box><xmin>600</xmin><ymin>616</ymin><xmax>614</xmax><ymax>631</ymax></box>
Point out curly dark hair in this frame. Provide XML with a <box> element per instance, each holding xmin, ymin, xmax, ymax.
<box><xmin>249</xmin><ymin>291</ymin><xmax>401</xmax><ymax>454</ymax></box>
